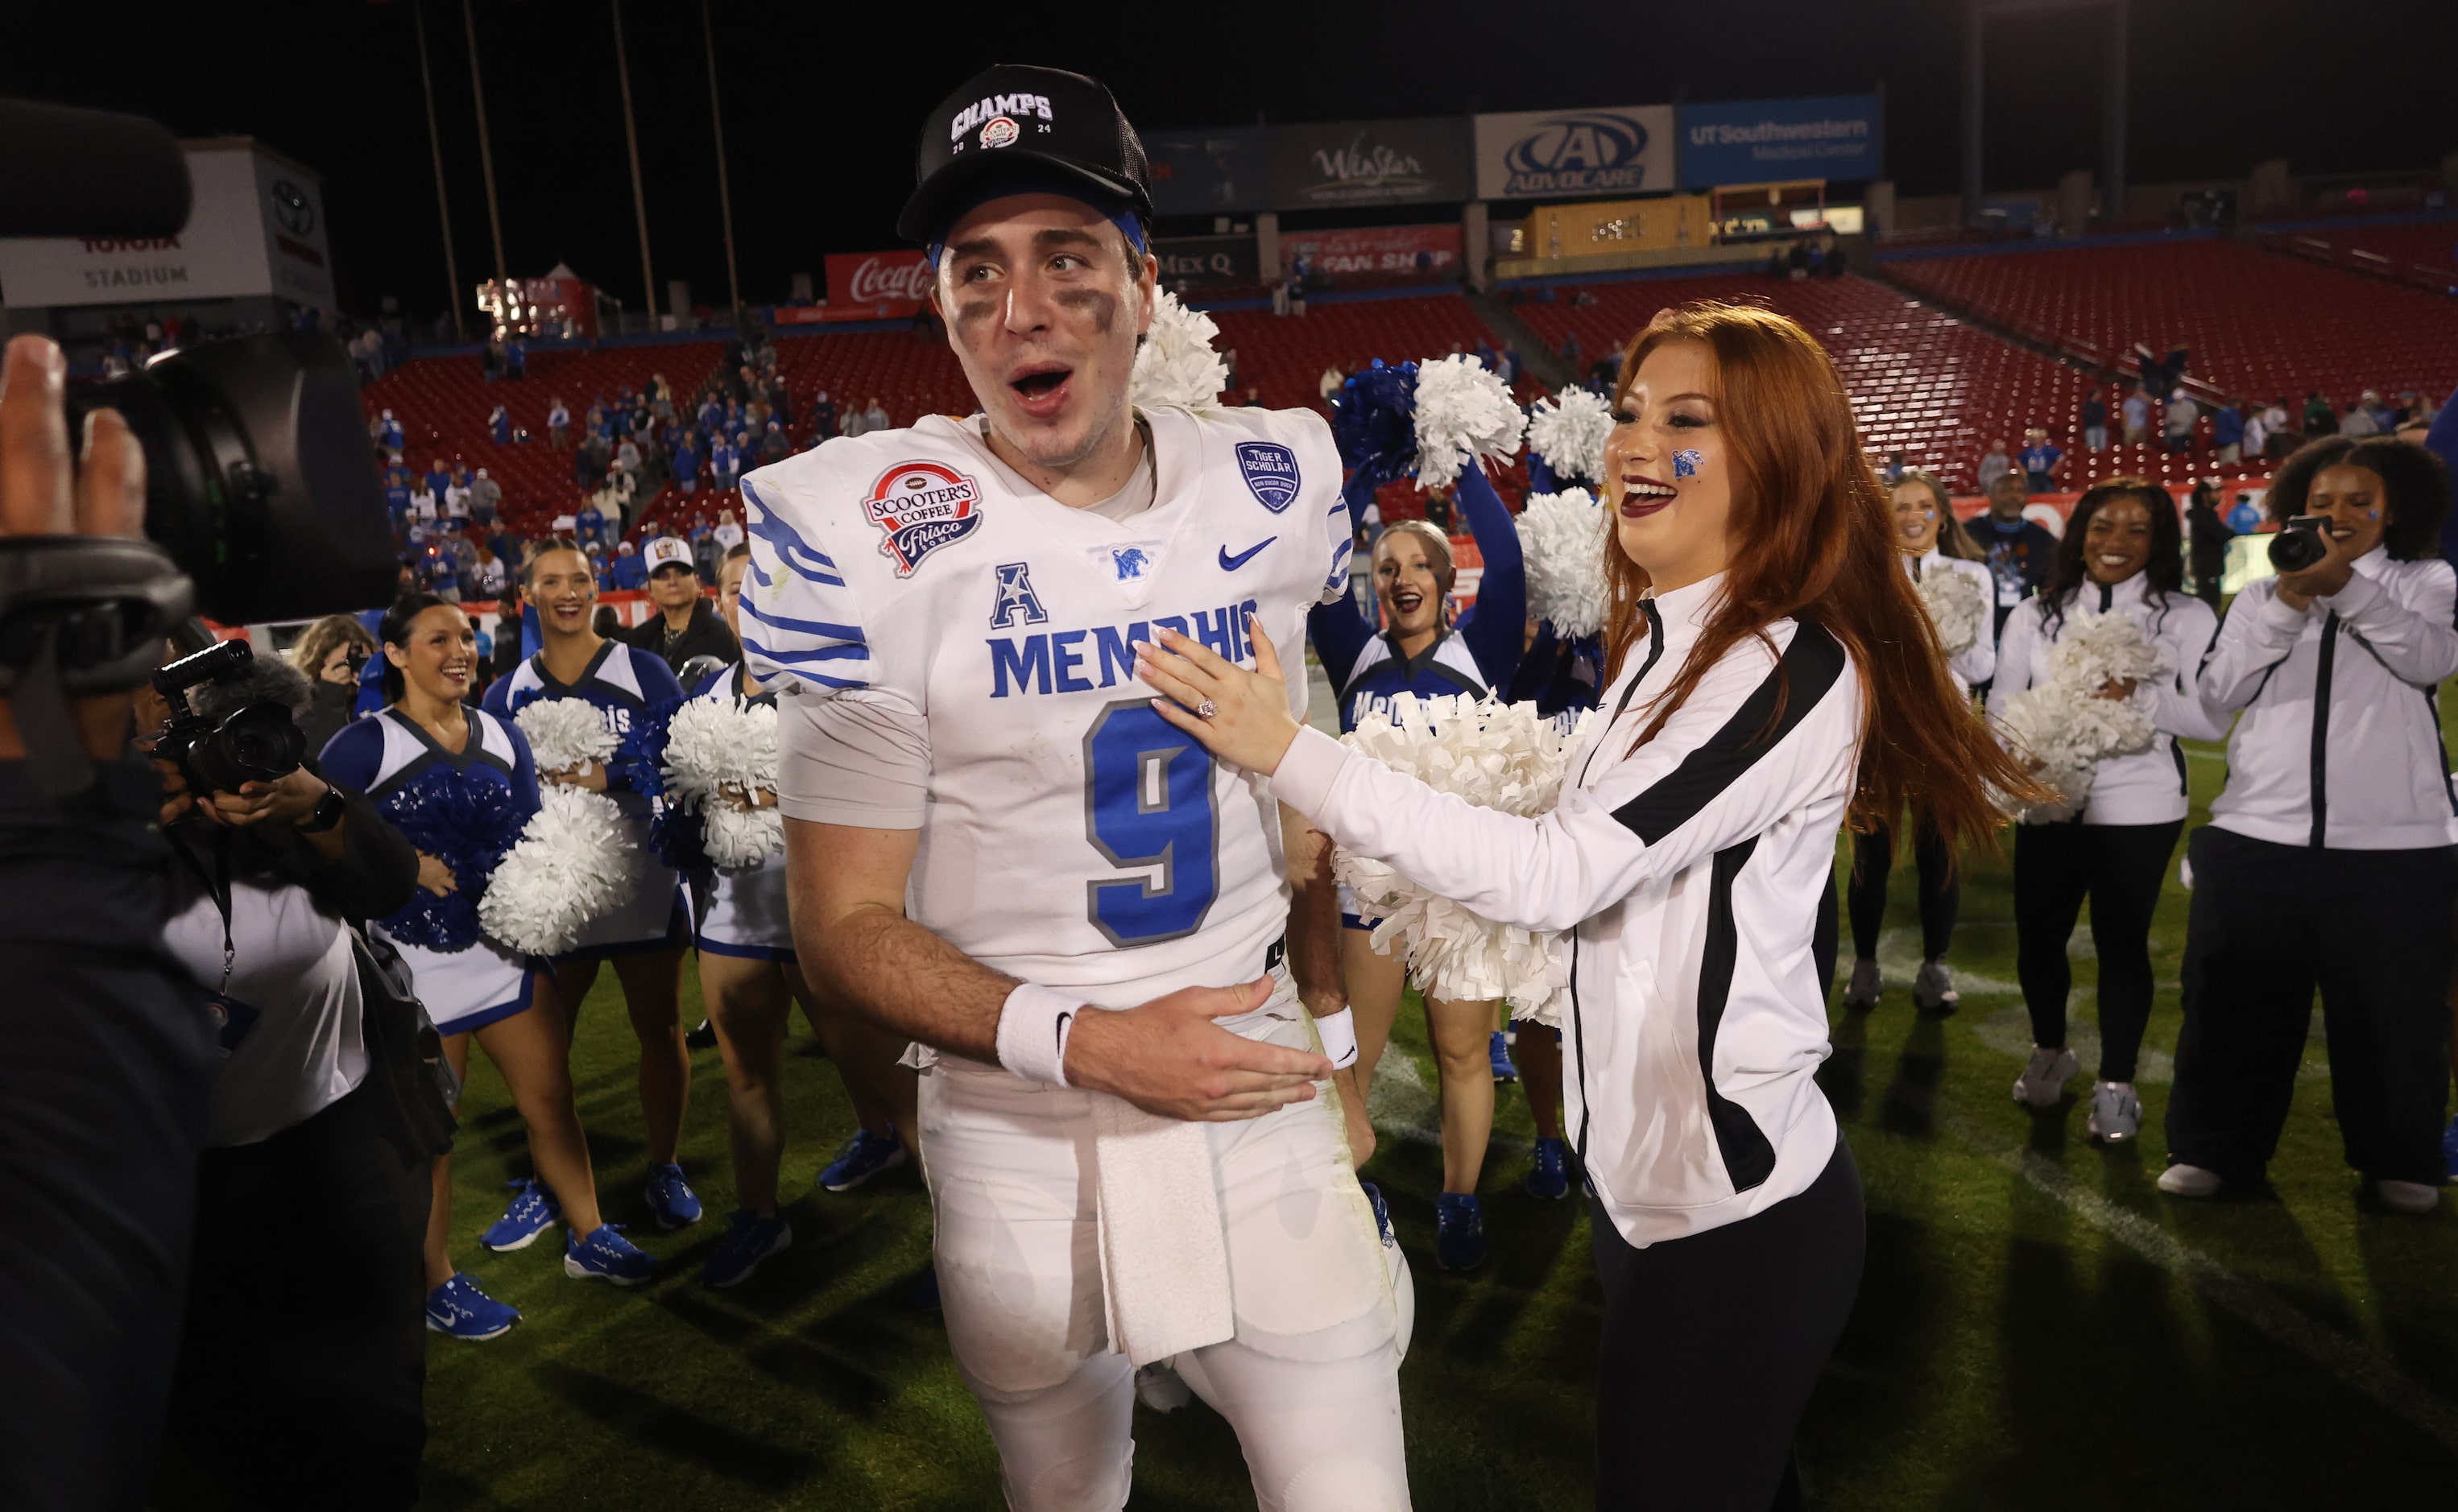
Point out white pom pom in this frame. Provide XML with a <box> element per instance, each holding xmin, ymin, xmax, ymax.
<box><xmin>1524</xmin><ymin>386</ymin><xmax>1614</xmax><ymax>483</ymax></box>
<box><xmin>1517</xmin><ymin>489</ymin><xmax>1610</xmax><ymax>639</ymax></box>
<box><xmin>1332</xmin><ymin>695</ymin><xmax>1595</xmax><ymax>1022</ymax></box>
<box><xmin>478</xmin><ymin>786</ymin><xmax>642</xmax><ymax>956</ymax></box>
<box><xmin>1410</xmin><ymin>355</ymin><xmax>1525</xmax><ymax>491</ymax></box>
<box><xmin>1917</xmin><ymin>566</ymin><xmax>1987</xmax><ymax>658</ymax></box>
<box><xmin>1128</xmin><ymin>291</ymin><xmax>1228</xmax><ymax>414</ymax></box>
<box><xmin>660</xmin><ymin>697</ymin><xmax>784</xmax><ymax>867</ymax></box>
<box><xmin>1992</xmin><ymin>607</ymin><xmax>2170</xmax><ymax>822</ymax></box>
<box><xmin>515</xmin><ymin>697</ymin><xmax>617</xmax><ymax>777</ymax></box>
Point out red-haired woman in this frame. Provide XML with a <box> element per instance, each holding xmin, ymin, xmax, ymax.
<box><xmin>1139</xmin><ymin>302</ymin><xmax>2042</xmax><ymax>1507</ymax></box>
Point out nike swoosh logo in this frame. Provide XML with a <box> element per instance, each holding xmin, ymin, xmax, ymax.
<box><xmin>1219</xmin><ymin>538</ymin><xmax>1276</xmax><ymax>572</ymax></box>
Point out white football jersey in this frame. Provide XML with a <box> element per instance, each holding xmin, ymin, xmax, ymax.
<box><xmin>741</xmin><ymin>404</ymin><xmax>1351</xmax><ymax>1006</ymax></box>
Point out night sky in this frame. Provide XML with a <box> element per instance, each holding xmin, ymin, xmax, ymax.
<box><xmin>3</xmin><ymin>1</ymin><xmax>2446</xmax><ymax>324</ymax></box>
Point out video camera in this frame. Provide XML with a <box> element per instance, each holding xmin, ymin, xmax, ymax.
<box><xmin>0</xmin><ymin>100</ymin><xmax>399</xmax><ymax>790</ymax></box>
<box><xmin>151</xmin><ymin>638</ymin><xmax>307</xmax><ymax>795</ymax></box>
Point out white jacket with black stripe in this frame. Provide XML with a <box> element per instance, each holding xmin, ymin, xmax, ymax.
<box><xmin>1273</xmin><ymin>572</ymin><xmax>1862</xmax><ymax>1247</ymax></box>
<box><xmin>2198</xmin><ymin>547</ymin><xmax>2458</xmax><ymax>851</ymax></box>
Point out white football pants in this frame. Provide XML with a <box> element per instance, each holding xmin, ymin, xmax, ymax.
<box><xmin>918</xmin><ymin>990</ymin><xmax>1411</xmax><ymax>1512</ymax></box>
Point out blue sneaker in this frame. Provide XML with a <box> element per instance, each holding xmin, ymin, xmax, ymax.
<box><xmin>1360</xmin><ymin>1179</ymin><xmax>1395</xmax><ymax>1245</ymax></box>
<box><xmin>480</xmin><ymin>1177</ymin><xmax>561</xmax><ymax>1252</ymax></box>
<box><xmin>425</xmin><ymin>1272</ymin><xmax>520</xmax><ymax>1340</ymax></box>
<box><xmin>565</xmin><ymin>1223</ymin><xmax>656</xmax><ymax>1287</ymax></box>
<box><xmin>2443</xmin><ymin>1115</ymin><xmax>2458</xmax><ymax>1181</ymax></box>
<box><xmin>1435</xmin><ymin>1192</ymin><xmax>1486</xmax><ymax>1271</ymax></box>
<box><xmin>643</xmin><ymin>1163</ymin><xmax>702</xmax><ymax>1229</ymax></box>
<box><xmin>817</xmin><ymin>1128</ymin><xmax>908</xmax><ymax>1193</ymax></box>
<box><xmin>1488</xmin><ymin>1031</ymin><xmax>1518</xmax><ymax>1084</ymax></box>
<box><xmin>702</xmin><ymin>1210</ymin><xmax>792</xmax><ymax>1289</ymax></box>
<box><xmin>1526</xmin><ymin>1137</ymin><xmax>1570</xmax><ymax>1200</ymax></box>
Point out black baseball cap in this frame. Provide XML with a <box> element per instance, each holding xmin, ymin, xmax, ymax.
<box><xmin>898</xmin><ymin>65</ymin><xmax>1152</xmax><ymax>246</ymax></box>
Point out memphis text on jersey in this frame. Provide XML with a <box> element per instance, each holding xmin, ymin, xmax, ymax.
<box><xmin>988</xmin><ymin>596</ymin><xmax>1262</xmax><ymax>698</ymax></box>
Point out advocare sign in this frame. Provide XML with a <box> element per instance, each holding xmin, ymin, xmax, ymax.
<box><xmin>1471</xmin><ymin>105</ymin><xmax>1676</xmax><ymax>202</ymax></box>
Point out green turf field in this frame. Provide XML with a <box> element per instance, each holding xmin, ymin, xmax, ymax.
<box><xmin>423</xmin><ymin>693</ymin><xmax>2458</xmax><ymax>1510</ymax></box>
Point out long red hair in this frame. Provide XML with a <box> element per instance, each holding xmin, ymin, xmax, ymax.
<box><xmin>1600</xmin><ymin>300</ymin><xmax>2043</xmax><ymax>847</ymax></box>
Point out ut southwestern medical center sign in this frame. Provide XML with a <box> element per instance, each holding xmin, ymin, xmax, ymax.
<box><xmin>1676</xmin><ymin>95</ymin><xmax>1883</xmax><ymax>188</ymax></box>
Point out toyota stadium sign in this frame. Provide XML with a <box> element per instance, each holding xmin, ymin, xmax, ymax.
<box><xmin>1472</xmin><ymin>105</ymin><xmax>1675</xmax><ymax>202</ymax></box>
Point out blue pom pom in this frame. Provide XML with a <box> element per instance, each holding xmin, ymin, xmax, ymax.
<box><xmin>375</xmin><ymin>763</ymin><xmax>533</xmax><ymax>952</ymax></box>
<box><xmin>1330</xmin><ymin>359</ymin><xmax>1419</xmax><ymax>489</ymax></box>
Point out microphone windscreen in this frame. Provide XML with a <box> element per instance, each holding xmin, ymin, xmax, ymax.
<box><xmin>0</xmin><ymin>100</ymin><xmax>191</xmax><ymax>238</ymax></box>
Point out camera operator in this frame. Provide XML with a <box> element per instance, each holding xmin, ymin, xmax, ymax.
<box><xmin>141</xmin><ymin>622</ymin><xmax>434</xmax><ymax>1506</ymax></box>
<box><xmin>0</xmin><ymin>333</ymin><xmax>217</xmax><ymax>1512</ymax></box>
<box><xmin>289</xmin><ymin>612</ymin><xmax>377</xmax><ymax>752</ymax></box>
<box><xmin>2164</xmin><ymin>436</ymin><xmax>2458</xmax><ymax>1212</ymax></box>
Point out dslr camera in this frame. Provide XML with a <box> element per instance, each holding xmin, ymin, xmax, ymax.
<box><xmin>2268</xmin><ymin>515</ymin><xmax>2330</xmax><ymax>573</ymax></box>
<box><xmin>151</xmin><ymin>638</ymin><xmax>306</xmax><ymax>795</ymax></box>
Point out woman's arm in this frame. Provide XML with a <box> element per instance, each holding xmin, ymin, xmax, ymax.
<box><xmin>2321</xmin><ymin>563</ymin><xmax>2458</xmax><ymax>686</ymax></box>
<box><xmin>1984</xmin><ymin>599</ymin><xmax>2038</xmax><ymax>725</ymax></box>
<box><xmin>2195</xmin><ymin>580</ymin><xmax>2306</xmax><ymax>714</ymax></box>
<box><xmin>1451</xmin><ymin>467</ymin><xmax>1525</xmax><ymax>691</ymax></box>
<box><xmin>1504</xmin><ymin>620</ymin><xmax>1560</xmax><ymax>704</ymax></box>
<box><xmin>2150</xmin><ymin>597</ymin><xmax>2231</xmax><ymax>742</ymax></box>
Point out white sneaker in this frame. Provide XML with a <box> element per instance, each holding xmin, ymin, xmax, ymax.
<box><xmin>2376</xmin><ymin>1179</ymin><xmax>2442</xmax><ymax>1215</ymax></box>
<box><xmin>1912</xmin><ymin>957</ymin><xmax>1960</xmax><ymax>1013</ymax></box>
<box><xmin>1842</xmin><ymin>957</ymin><xmax>1881</xmax><ymax>1009</ymax></box>
<box><xmin>2157</xmin><ymin>1163</ymin><xmax>2222</xmax><ymax>1197</ymax></box>
<box><xmin>2086</xmin><ymin>1081</ymin><xmax>2141</xmax><ymax>1143</ymax></box>
<box><xmin>2012</xmin><ymin>1046</ymin><xmax>2079</xmax><ymax>1108</ymax></box>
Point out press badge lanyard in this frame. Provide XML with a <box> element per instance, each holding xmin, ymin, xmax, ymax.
<box><xmin>172</xmin><ymin>829</ymin><xmax>238</xmax><ymax>997</ymax></box>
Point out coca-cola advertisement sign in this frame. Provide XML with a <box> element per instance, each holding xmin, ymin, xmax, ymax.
<box><xmin>824</xmin><ymin>250</ymin><xmax>935</xmax><ymax>316</ymax></box>
<box><xmin>1281</xmin><ymin>224</ymin><xmax>1463</xmax><ymax>287</ymax></box>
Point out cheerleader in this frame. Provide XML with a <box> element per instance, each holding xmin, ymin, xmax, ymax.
<box><xmin>320</xmin><ymin>596</ymin><xmax>654</xmax><ymax>1339</ymax></box>
<box><xmin>1839</xmin><ymin>472</ymin><xmax>1995</xmax><ymax>1013</ymax></box>
<box><xmin>2164</xmin><ymin>437</ymin><xmax>2458</xmax><ymax>1212</ymax></box>
<box><xmin>480</xmin><ymin>541</ymin><xmax>702</xmax><ymax>1236</ymax></box>
<box><xmin>1988</xmin><ymin>481</ymin><xmax>2222</xmax><ymax>1139</ymax></box>
<box><xmin>688</xmin><ymin>546</ymin><xmax>919</xmax><ymax>1288</ymax></box>
<box><xmin>1307</xmin><ymin>464</ymin><xmax>1525</xmax><ymax>1269</ymax></box>
<box><xmin>1141</xmin><ymin>301</ymin><xmax>2042</xmax><ymax>1505</ymax></box>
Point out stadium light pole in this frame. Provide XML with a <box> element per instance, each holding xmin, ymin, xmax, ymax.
<box><xmin>610</xmin><ymin>0</ymin><xmax>658</xmax><ymax>329</ymax></box>
<box><xmin>461</xmin><ymin>0</ymin><xmax>511</xmax><ymax>336</ymax></box>
<box><xmin>701</xmin><ymin>0</ymin><xmax>743</xmax><ymax>324</ymax></box>
<box><xmin>410</xmin><ymin>0</ymin><xmax>466</xmax><ymax>339</ymax></box>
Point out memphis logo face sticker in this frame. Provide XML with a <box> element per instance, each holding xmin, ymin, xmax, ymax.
<box><xmin>1234</xmin><ymin>441</ymin><xmax>1300</xmax><ymax>513</ymax></box>
<box><xmin>866</xmin><ymin>461</ymin><xmax>984</xmax><ymax>576</ymax></box>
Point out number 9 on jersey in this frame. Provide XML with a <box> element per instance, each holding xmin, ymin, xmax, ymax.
<box><xmin>1082</xmin><ymin>700</ymin><xmax>1219</xmax><ymax>946</ymax></box>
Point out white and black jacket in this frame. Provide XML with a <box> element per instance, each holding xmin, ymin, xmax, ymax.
<box><xmin>1273</xmin><ymin>573</ymin><xmax>1861</xmax><ymax>1247</ymax></box>
<box><xmin>1989</xmin><ymin>572</ymin><xmax>2225</xmax><ymax>826</ymax></box>
<box><xmin>2198</xmin><ymin>547</ymin><xmax>2458</xmax><ymax>851</ymax></box>
<box><xmin>1907</xmin><ymin>549</ymin><xmax>1996</xmax><ymax>694</ymax></box>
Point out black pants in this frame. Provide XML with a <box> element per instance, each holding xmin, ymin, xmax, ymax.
<box><xmin>2165</xmin><ymin>827</ymin><xmax>2457</xmax><ymax>1186</ymax></box>
<box><xmin>1591</xmin><ymin>1140</ymin><xmax>1865</xmax><ymax>1510</ymax></box>
<box><xmin>160</xmin><ymin>1076</ymin><xmax>431</xmax><ymax>1510</ymax></box>
<box><xmin>1847</xmin><ymin>817</ymin><xmax>1956</xmax><ymax>960</ymax></box>
<box><xmin>2014</xmin><ymin>818</ymin><xmax>2183</xmax><ymax>1081</ymax></box>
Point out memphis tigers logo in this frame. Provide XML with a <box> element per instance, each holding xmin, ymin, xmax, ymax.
<box><xmin>866</xmin><ymin>461</ymin><xmax>983</xmax><ymax>577</ymax></box>
<box><xmin>1110</xmin><ymin>547</ymin><xmax>1150</xmax><ymax>580</ymax></box>
<box><xmin>1234</xmin><ymin>441</ymin><xmax>1299</xmax><ymax>513</ymax></box>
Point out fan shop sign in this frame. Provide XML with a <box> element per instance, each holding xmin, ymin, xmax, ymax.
<box><xmin>1267</xmin><ymin>118</ymin><xmax>1471</xmax><ymax>210</ymax></box>
<box><xmin>1281</xmin><ymin>224</ymin><xmax>1461</xmax><ymax>282</ymax></box>
<box><xmin>1471</xmin><ymin>105</ymin><xmax>1675</xmax><ymax>202</ymax></box>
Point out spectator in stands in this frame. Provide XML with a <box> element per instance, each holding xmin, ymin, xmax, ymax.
<box><xmin>424</xmin><ymin>457</ymin><xmax>451</xmax><ymax>502</ymax></box>
<box><xmin>575</xmin><ymin>498</ymin><xmax>608</xmax><ymax>552</ymax></box>
<box><xmin>2122</xmin><ymin>385</ymin><xmax>2153</xmax><ymax>445</ymax></box>
<box><xmin>1319</xmin><ymin>366</ymin><xmax>1345</xmax><ymax>402</ymax></box>
<box><xmin>2211</xmin><ymin>401</ymin><xmax>2245</xmax><ymax>465</ymax></box>
<box><xmin>2303</xmin><ymin>390</ymin><xmax>2338</xmax><ymax>437</ymax></box>
<box><xmin>585</xmin><ymin>542</ymin><xmax>613</xmax><ymax>594</ymax></box>
<box><xmin>444</xmin><ymin>466</ymin><xmax>474</xmax><ymax>519</ymax></box>
<box><xmin>2186</xmin><ymin>481</ymin><xmax>2231</xmax><ymax>607</ymax></box>
<box><xmin>381</xmin><ymin>461</ymin><xmax>412</xmax><ymax>529</ymax></box>
<box><xmin>2164</xmin><ymin>390</ymin><xmax>2199</xmax><ymax>454</ymax></box>
<box><xmin>860</xmin><ymin>396</ymin><xmax>890</xmax><ymax>435</ymax></box>
<box><xmin>472</xmin><ymin>535</ymin><xmax>507</xmax><ymax>603</ymax></box>
<box><xmin>576</xmin><ymin>429</ymin><xmax>612</xmax><ymax>489</ymax></box>
<box><xmin>481</xmin><ymin>337</ymin><xmax>506</xmax><ymax>382</ymax></box>
<box><xmin>489</xmin><ymin>404</ymin><xmax>511</xmax><ymax>445</ymax></box>
<box><xmin>614</xmin><ymin>436</ymin><xmax>643</xmax><ymax>480</ymax></box>
<box><xmin>712</xmin><ymin>507</ymin><xmax>746</xmax><ymax>556</ymax></box>
<box><xmin>2261</xmin><ymin>398</ymin><xmax>2292</xmax><ymax>457</ymax></box>
<box><xmin>1557</xmin><ymin>332</ymin><xmax>1582</xmax><ymax>374</ymax></box>
<box><xmin>1786</xmin><ymin>241</ymin><xmax>1813</xmax><ymax>279</ymax></box>
<box><xmin>1976</xmin><ymin>439</ymin><xmax>2013</xmax><ymax>494</ymax></box>
<box><xmin>468</xmin><ymin>468</ymin><xmax>500</xmax><ymax>529</ymax></box>
<box><xmin>548</xmin><ymin>397</ymin><xmax>570</xmax><ymax>448</ymax></box>
<box><xmin>2341</xmin><ymin>395</ymin><xmax>2381</xmax><ymax>439</ymax></box>
<box><xmin>1972</xmin><ymin>473</ymin><xmax>2059</xmax><ymax>642</ymax></box>
<box><xmin>710</xmin><ymin>434</ymin><xmax>741</xmax><ymax>493</ymax></box>
<box><xmin>505</xmin><ymin>338</ymin><xmax>526</xmax><ymax>381</ymax></box>
<box><xmin>696</xmin><ymin>392</ymin><xmax>723</xmax><ymax>434</ymax></box>
<box><xmin>2019</xmin><ymin>428</ymin><xmax>2065</xmax><ymax>492</ymax></box>
<box><xmin>2241</xmin><ymin>404</ymin><xmax>2269</xmax><ymax>462</ymax></box>
<box><xmin>648</xmin><ymin>373</ymin><xmax>675</xmax><ymax>423</ymax></box>
<box><xmin>690</xmin><ymin>518</ymin><xmax>719</xmax><ymax>581</ymax></box>
<box><xmin>408</xmin><ymin>479</ymin><xmax>439</xmax><ymax>531</ymax></box>
<box><xmin>1878</xmin><ymin>452</ymin><xmax>1908</xmax><ymax>485</ymax></box>
<box><xmin>622</xmin><ymin>538</ymin><xmax>738</xmax><ymax>675</ymax></box>
<box><xmin>594</xmin><ymin>469</ymin><xmax>638</xmax><ymax>539</ymax></box>
<box><xmin>2082</xmin><ymin>392</ymin><xmax>2109</xmax><ymax>452</ymax></box>
<box><xmin>808</xmin><ymin>390</ymin><xmax>838</xmax><ymax>439</ymax></box>
<box><xmin>375</xmin><ymin>408</ymin><xmax>406</xmax><ymax>452</ymax></box>
<box><xmin>759</xmin><ymin>419</ymin><xmax>788</xmax><ymax>465</ymax></box>
<box><xmin>610</xmin><ymin>539</ymin><xmax>648</xmax><ymax>592</ymax></box>
<box><xmin>672</xmin><ymin>430</ymin><xmax>701</xmax><ymax>494</ymax></box>
<box><xmin>1243</xmin><ymin>386</ymin><xmax>1262</xmax><ymax>408</ymax></box>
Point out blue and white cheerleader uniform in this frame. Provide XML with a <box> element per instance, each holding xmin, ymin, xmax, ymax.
<box><xmin>320</xmin><ymin>706</ymin><xmax>541</xmax><ymax>1035</ymax></box>
<box><xmin>482</xmin><ymin>641</ymin><xmax>690</xmax><ymax>957</ymax></box>
<box><xmin>685</xmin><ymin>661</ymin><xmax>794</xmax><ymax>962</ymax></box>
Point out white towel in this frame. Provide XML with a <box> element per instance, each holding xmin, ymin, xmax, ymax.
<box><xmin>1090</xmin><ymin>1095</ymin><xmax>1236</xmax><ymax>1366</ymax></box>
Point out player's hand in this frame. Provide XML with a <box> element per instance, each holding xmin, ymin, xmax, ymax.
<box><xmin>0</xmin><ymin>334</ymin><xmax>147</xmax><ymax>762</ymax></box>
<box><xmin>1139</xmin><ymin>617</ymin><xmax>1303</xmax><ymax>775</ymax></box>
<box><xmin>1064</xmin><ymin>975</ymin><xmax>1335</xmax><ymax>1122</ymax></box>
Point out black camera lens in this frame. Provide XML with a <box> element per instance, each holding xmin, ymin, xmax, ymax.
<box><xmin>69</xmin><ymin>332</ymin><xmax>401</xmax><ymax>626</ymax></box>
<box><xmin>2267</xmin><ymin>517</ymin><xmax>2328</xmax><ymax>573</ymax></box>
<box><xmin>185</xmin><ymin>702</ymin><xmax>306</xmax><ymax>794</ymax></box>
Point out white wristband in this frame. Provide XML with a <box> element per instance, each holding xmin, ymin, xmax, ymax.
<box><xmin>996</xmin><ymin>982</ymin><xmax>1083</xmax><ymax>1087</ymax></box>
<box><xmin>1313</xmin><ymin>1006</ymin><xmax>1359</xmax><ymax>1070</ymax></box>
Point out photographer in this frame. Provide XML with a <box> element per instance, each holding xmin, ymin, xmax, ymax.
<box><xmin>289</xmin><ymin>612</ymin><xmax>377</xmax><ymax>752</ymax></box>
<box><xmin>2164</xmin><ymin>437</ymin><xmax>2458</xmax><ymax>1212</ymax></box>
<box><xmin>142</xmin><ymin>622</ymin><xmax>433</xmax><ymax>1506</ymax></box>
<box><xmin>0</xmin><ymin>333</ymin><xmax>216</xmax><ymax>1512</ymax></box>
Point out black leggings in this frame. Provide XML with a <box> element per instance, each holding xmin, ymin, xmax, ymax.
<box><xmin>1591</xmin><ymin>1140</ymin><xmax>1865</xmax><ymax>1510</ymax></box>
<box><xmin>1847</xmin><ymin>818</ymin><xmax>1956</xmax><ymax>961</ymax></box>
<box><xmin>2013</xmin><ymin>819</ymin><xmax>2183</xmax><ymax>1083</ymax></box>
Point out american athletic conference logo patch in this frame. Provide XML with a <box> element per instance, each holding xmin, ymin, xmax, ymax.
<box><xmin>1233</xmin><ymin>441</ymin><xmax>1299</xmax><ymax>513</ymax></box>
<box><xmin>865</xmin><ymin>461</ymin><xmax>983</xmax><ymax>577</ymax></box>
